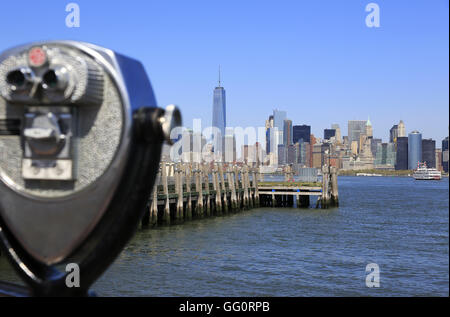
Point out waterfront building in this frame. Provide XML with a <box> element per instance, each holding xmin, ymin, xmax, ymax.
<box><xmin>293</xmin><ymin>125</ymin><xmax>311</xmax><ymax>144</ymax></box>
<box><xmin>341</xmin><ymin>155</ymin><xmax>374</xmax><ymax>170</ymax></box>
<box><xmin>395</xmin><ymin>137</ymin><xmax>408</xmax><ymax>170</ymax></box>
<box><xmin>442</xmin><ymin>137</ymin><xmax>449</xmax><ymax>173</ymax></box>
<box><xmin>421</xmin><ymin>139</ymin><xmax>436</xmax><ymax>168</ymax></box>
<box><xmin>348</xmin><ymin>120</ymin><xmax>367</xmax><ymax>145</ymax></box>
<box><xmin>408</xmin><ymin>131</ymin><xmax>422</xmax><ymax>170</ymax></box>
<box><xmin>398</xmin><ymin>120</ymin><xmax>406</xmax><ymax>137</ymax></box>
<box><xmin>287</xmin><ymin>143</ymin><xmax>298</xmax><ymax>164</ymax></box>
<box><xmin>375</xmin><ymin>143</ymin><xmax>396</xmax><ymax>168</ymax></box>
<box><xmin>283</xmin><ymin>119</ymin><xmax>293</xmax><ymax>146</ymax></box>
<box><xmin>436</xmin><ymin>149</ymin><xmax>443</xmax><ymax>172</ymax></box>
<box><xmin>278</xmin><ymin>144</ymin><xmax>286</xmax><ymax>165</ymax></box>
<box><xmin>371</xmin><ymin>138</ymin><xmax>382</xmax><ymax>157</ymax></box>
<box><xmin>390</xmin><ymin>124</ymin><xmax>398</xmax><ymax>143</ymax></box>
<box><xmin>324</xmin><ymin>129</ymin><xmax>336</xmax><ymax>140</ymax></box>
<box><xmin>297</xmin><ymin>141</ymin><xmax>309</xmax><ymax>166</ymax></box>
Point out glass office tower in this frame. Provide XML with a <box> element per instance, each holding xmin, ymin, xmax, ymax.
<box><xmin>293</xmin><ymin>125</ymin><xmax>311</xmax><ymax>144</ymax></box>
<box><xmin>395</xmin><ymin>137</ymin><xmax>408</xmax><ymax>170</ymax></box>
<box><xmin>273</xmin><ymin>109</ymin><xmax>287</xmax><ymax>145</ymax></box>
<box><xmin>283</xmin><ymin>119</ymin><xmax>293</xmax><ymax>146</ymax></box>
<box><xmin>421</xmin><ymin>139</ymin><xmax>436</xmax><ymax>168</ymax></box>
<box><xmin>408</xmin><ymin>131</ymin><xmax>422</xmax><ymax>170</ymax></box>
<box><xmin>212</xmin><ymin>84</ymin><xmax>226</xmax><ymax>137</ymax></box>
<box><xmin>348</xmin><ymin>120</ymin><xmax>367</xmax><ymax>144</ymax></box>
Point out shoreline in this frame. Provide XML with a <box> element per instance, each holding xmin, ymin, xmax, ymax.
<box><xmin>337</xmin><ymin>171</ymin><xmax>449</xmax><ymax>178</ymax></box>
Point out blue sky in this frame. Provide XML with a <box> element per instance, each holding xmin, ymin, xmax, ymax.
<box><xmin>0</xmin><ymin>0</ymin><xmax>448</xmax><ymax>144</ymax></box>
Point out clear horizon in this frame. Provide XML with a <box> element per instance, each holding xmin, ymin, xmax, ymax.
<box><xmin>0</xmin><ymin>0</ymin><xmax>448</xmax><ymax>144</ymax></box>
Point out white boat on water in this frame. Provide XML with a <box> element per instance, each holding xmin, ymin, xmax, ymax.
<box><xmin>412</xmin><ymin>162</ymin><xmax>442</xmax><ymax>180</ymax></box>
<box><xmin>356</xmin><ymin>173</ymin><xmax>382</xmax><ymax>177</ymax></box>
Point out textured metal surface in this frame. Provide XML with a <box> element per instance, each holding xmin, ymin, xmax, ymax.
<box><xmin>0</xmin><ymin>45</ymin><xmax>104</xmax><ymax>105</ymax></box>
<box><xmin>0</xmin><ymin>66</ymin><xmax>122</xmax><ymax>197</ymax></box>
<box><xmin>0</xmin><ymin>42</ymin><xmax>140</xmax><ymax>264</ymax></box>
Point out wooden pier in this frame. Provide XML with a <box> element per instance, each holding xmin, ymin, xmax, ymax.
<box><xmin>141</xmin><ymin>163</ymin><xmax>339</xmax><ymax>228</ymax></box>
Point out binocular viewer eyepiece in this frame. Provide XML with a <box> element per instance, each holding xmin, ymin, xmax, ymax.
<box><xmin>0</xmin><ymin>41</ymin><xmax>181</xmax><ymax>296</ymax></box>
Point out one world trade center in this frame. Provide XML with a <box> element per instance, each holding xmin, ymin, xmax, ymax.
<box><xmin>212</xmin><ymin>68</ymin><xmax>226</xmax><ymax>155</ymax></box>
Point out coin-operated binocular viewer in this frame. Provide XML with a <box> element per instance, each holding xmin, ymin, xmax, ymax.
<box><xmin>0</xmin><ymin>41</ymin><xmax>181</xmax><ymax>296</ymax></box>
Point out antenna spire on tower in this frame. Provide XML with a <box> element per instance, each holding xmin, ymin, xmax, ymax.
<box><xmin>218</xmin><ymin>65</ymin><xmax>221</xmax><ymax>87</ymax></box>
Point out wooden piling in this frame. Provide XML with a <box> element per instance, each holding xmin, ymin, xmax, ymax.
<box><xmin>161</xmin><ymin>162</ymin><xmax>171</xmax><ymax>225</ymax></box>
<box><xmin>228</xmin><ymin>166</ymin><xmax>238</xmax><ymax>211</ymax></box>
<box><xmin>321</xmin><ymin>166</ymin><xmax>330</xmax><ymax>209</ymax></box>
<box><xmin>203</xmin><ymin>164</ymin><xmax>211</xmax><ymax>216</ymax></box>
<box><xmin>234</xmin><ymin>167</ymin><xmax>241</xmax><ymax>207</ymax></box>
<box><xmin>213</xmin><ymin>167</ymin><xmax>222</xmax><ymax>215</ymax></box>
<box><xmin>331</xmin><ymin>166</ymin><xmax>339</xmax><ymax>207</ymax></box>
<box><xmin>150</xmin><ymin>176</ymin><xmax>158</xmax><ymax>226</ymax></box>
<box><xmin>218</xmin><ymin>164</ymin><xmax>228</xmax><ymax>214</ymax></box>
<box><xmin>175</xmin><ymin>164</ymin><xmax>184</xmax><ymax>222</ymax></box>
<box><xmin>184</xmin><ymin>164</ymin><xmax>192</xmax><ymax>220</ymax></box>
<box><xmin>252</xmin><ymin>169</ymin><xmax>260</xmax><ymax>207</ymax></box>
<box><xmin>242</xmin><ymin>166</ymin><xmax>249</xmax><ymax>209</ymax></box>
<box><xmin>194</xmin><ymin>164</ymin><xmax>204</xmax><ymax>218</ymax></box>
<box><xmin>247</xmin><ymin>167</ymin><xmax>254</xmax><ymax>209</ymax></box>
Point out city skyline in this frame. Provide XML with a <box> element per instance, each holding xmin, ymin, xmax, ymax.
<box><xmin>0</xmin><ymin>1</ymin><xmax>447</xmax><ymax>143</ymax></box>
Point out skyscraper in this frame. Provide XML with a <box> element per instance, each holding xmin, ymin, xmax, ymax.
<box><xmin>442</xmin><ymin>137</ymin><xmax>449</xmax><ymax>173</ymax></box>
<box><xmin>348</xmin><ymin>120</ymin><xmax>366</xmax><ymax>144</ymax></box>
<box><xmin>390</xmin><ymin>125</ymin><xmax>398</xmax><ymax>143</ymax></box>
<box><xmin>398</xmin><ymin>120</ymin><xmax>406</xmax><ymax>137</ymax></box>
<box><xmin>283</xmin><ymin>119</ymin><xmax>293</xmax><ymax>146</ymax></box>
<box><xmin>371</xmin><ymin>138</ymin><xmax>382</xmax><ymax>157</ymax></box>
<box><xmin>272</xmin><ymin>109</ymin><xmax>287</xmax><ymax>130</ymax></box>
<box><xmin>224</xmin><ymin>128</ymin><xmax>236</xmax><ymax>163</ymax></box>
<box><xmin>422</xmin><ymin>139</ymin><xmax>436</xmax><ymax>168</ymax></box>
<box><xmin>212</xmin><ymin>69</ymin><xmax>226</xmax><ymax>137</ymax></box>
<box><xmin>395</xmin><ymin>137</ymin><xmax>408</xmax><ymax>170</ymax></box>
<box><xmin>375</xmin><ymin>143</ymin><xmax>396</xmax><ymax>167</ymax></box>
<box><xmin>278</xmin><ymin>144</ymin><xmax>286</xmax><ymax>165</ymax></box>
<box><xmin>324</xmin><ymin>129</ymin><xmax>336</xmax><ymax>140</ymax></box>
<box><xmin>408</xmin><ymin>131</ymin><xmax>422</xmax><ymax>170</ymax></box>
<box><xmin>293</xmin><ymin>125</ymin><xmax>311</xmax><ymax>144</ymax></box>
<box><xmin>272</xmin><ymin>109</ymin><xmax>287</xmax><ymax>145</ymax></box>
<box><xmin>436</xmin><ymin>149</ymin><xmax>443</xmax><ymax>171</ymax></box>
<box><xmin>365</xmin><ymin>118</ymin><xmax>373</xmax><ymax>138</ymax></box>
<box><xmin>331</xmin><ymin>124</ymin><xmax>341</xmax><ymax>143</ymax></box>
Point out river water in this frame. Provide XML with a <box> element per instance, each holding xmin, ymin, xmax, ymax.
<box><xmin>1</xmin><ymin>176</ymin><xmax>448</xmax><ymax>296</ymax></box>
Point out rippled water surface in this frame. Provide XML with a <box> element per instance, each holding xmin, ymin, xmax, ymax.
<box><xmin>1</xmin><ymin>176</ymin><xmax>448</xmax><ymax>296</ymax></box>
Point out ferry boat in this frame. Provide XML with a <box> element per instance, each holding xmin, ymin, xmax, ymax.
<box><xmin>412</xmin><ymin>162</ymin><xmax>442</xmax><ymax>180</ymax></box>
